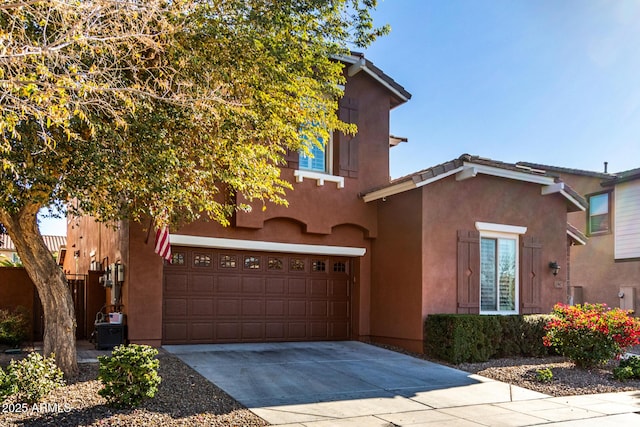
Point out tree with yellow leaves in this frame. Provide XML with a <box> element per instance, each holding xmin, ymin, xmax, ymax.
<box><xmin>0</xmin><ymin>0</ymin><xmax>388</xmax><ymax>376</ymax></box>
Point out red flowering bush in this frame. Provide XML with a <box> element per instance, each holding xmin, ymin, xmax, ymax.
<box><xmin>543</xmin><ymin>303</ymin><xmax>640</xmax><ymax>368</ymax></box>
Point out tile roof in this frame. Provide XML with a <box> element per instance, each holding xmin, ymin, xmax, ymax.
<box><xmin>567</xmin><ymin>223</ymin><xmax>588</xmax><ymax>246</ymax></box>
<box><xmin>381</xmin><ymin>154</ymin><xmax>549</xmax><ymax>189</ymax></box>
<box><xmin>0</xmin><ymin>234</ymin><xmax>66</xmax><ymax>253</ymax></box>
<box><xmin>336</xmin><ymin>52</ymin><xmax>412</xmax><ymax>107</ymax></box>
<box><xmin>516</xmin><ymin>161</ymin><xmax>613</xmax><ymax>179</ymax></box>
<box><xmin>601</xmin><ymin>167</ymin><xmax>640</xmax><ymax>186</ymax></box>
<box><xmin>517</xmin><ymin>162</ymin><xmax>640</xmax><ymax>186</ymax></box>
<box><xmin>362</xmin><ymin>154</ymin><xmax>588</xmax><ymax>212</ymax></box>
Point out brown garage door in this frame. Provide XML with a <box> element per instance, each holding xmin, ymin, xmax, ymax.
<box><xmin>162</xmin><ymin>247</ymin><xmax>352</xmax><ymax>344</ymax></box>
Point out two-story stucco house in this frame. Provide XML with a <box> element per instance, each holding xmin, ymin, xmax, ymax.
<box><xmin>61</xmin><ymin>54</ymin><xmax>585</xmax><ymax>353</ymax></box>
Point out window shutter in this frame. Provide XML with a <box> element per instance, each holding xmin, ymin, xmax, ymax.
<box><xmin>457</xmin><ymin>230</ymin><xmax>480</xmax><ymax>313</ymax></box>
<box><xmin>520</xmin><ymin>236</ymin><xmax>542</xmax><ymax>314</ymax></box>
<box><xmin>283</xmin><ymin>148</ymin><xmax>299</xmax><ymax>169</ymax></box>
<box><xmin>337</xmin><ymin>97</ymin><xmax>359</xmax><ymax>178</ymax></box>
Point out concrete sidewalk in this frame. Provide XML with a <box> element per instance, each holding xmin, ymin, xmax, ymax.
<box><xmin>164</xmin><ymin>341</ymin><xmax>640</xmax><ymax>426</ymax></box>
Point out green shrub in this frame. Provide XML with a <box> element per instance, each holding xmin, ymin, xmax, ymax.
<box><xmin>535</xmin><ymin>368</ymin><xmax>553</xmax><ymax>383</ymax></box>
<box><xmin>424</xmin><ymin>314</ymin><xmax>553</xmax><ymax>364</ymax></box>
<box><xmin>424</xmin><ymin>314</ymin><xmax>501</xmax><ymax>363</ymax></box>
<box><xmin>0</xmin><ymin>307</ymin><xmax>30</xmax><ymax>347</ymax></box>
<box><xmin>7</xmin><ymin>352</ymin><xmax>64</xmax><ymax>403</ymax></box>
<box><xmin>494</xmin><ymin>315</ymin><xmax>522</xmax><ymax>357</ymax></box>
<box><xmin>98</xmin><ymin>344</ymin><xmax>161</xmax><ymax>408</ymax></box>
<box><xmin>0</xmin><ymin>366</ymin><xmax>16</xmax><ymax>403</ymax></box>
<box><xmin>613</xmin><ymin>356</ymin><xmax>640</xmax><ymax>381</ymax></box>
<box><xmin>543</xmin><ymin>303</ymin><xmax>640</xmax><ymax>368</ymax></box>
<box><xmin>521</xmin><ymin>315</ymin><xmax>555</xmax><ymax>357</ymax></box>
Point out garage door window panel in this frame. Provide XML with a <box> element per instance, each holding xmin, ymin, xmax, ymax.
<box><xmin>289</xmin><ymin>258</ymin><xmax>306</xmax><ymax>272</ymax></box>
<box><xmin>333</xmin><ymin>261</ymin><xmax>347</xmax><ymax>273</ymax></box>
<box><xmin>312</xmin><ymin>260</ymin><xmax>327</xmax><ymax>272</ymax></box>
<box><xmin>193</xmin><ymin>253</ymin><xmax>212</xmax><ymax>267</ymax></box>
<box><xmin>170</xmin><ymin>252</ymin><xmax>185</xmax><ymax>266</ymax></box>
<box><xmin>220</xmin><ymin>254</ymin><xmax>237</xmax><ymax>269</ymax></box>
<box><xmin>244</xmin><ymin>256</ymin><xmax>261</xmax><ymax>270</ymax></box>
<box><xmin>268</xmin><ymin>257</ymin><xmax>284</xmax><ymax>270</ymax></box>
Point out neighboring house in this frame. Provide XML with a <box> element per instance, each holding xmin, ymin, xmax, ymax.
<box><xmin>519</xmin><ymin>163</ymin><xmax>640</xmax><ymax>313</ymax></box>
<box><xmin>0</xmin><ymin>234</ymin><xmax>66</xmax><ymax>265</ymax></box>
<box><xmin>60</xmin><ymin>54</ymin><xmax>584</xmax><ymax>353</ymax></box>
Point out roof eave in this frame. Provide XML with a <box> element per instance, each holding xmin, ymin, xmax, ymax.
<box><xmin>333</xmin><ymin>53</ymin><xmax>411</xmax><ymax>106</ymax></box>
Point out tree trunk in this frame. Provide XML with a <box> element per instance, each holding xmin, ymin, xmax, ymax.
<box><xmin>0</xmin><ymin>205</ymin><xmax>78</xmax><ymax>377</ymax></box>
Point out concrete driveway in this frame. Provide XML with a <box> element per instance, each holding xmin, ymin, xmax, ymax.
<box><xmin>164</xmin><ymin>341</ymin><xmax>589</xmax><ymax>426</ymax></box>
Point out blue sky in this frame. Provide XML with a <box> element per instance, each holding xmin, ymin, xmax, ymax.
<box><xmin>366</xmin><ymin>0</ymin><xmax>640</xmax><ymax>178</ymax></box>
<box><xmin>38</xmin><ymin>0</ymin><xmax>640</xmax><ymax>235</ymax></box>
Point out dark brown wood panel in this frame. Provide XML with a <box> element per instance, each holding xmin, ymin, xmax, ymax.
<box><xmin>162</xmin><ymin>248</ymin><xmax>352</xmax><ymax>344</ymax></box>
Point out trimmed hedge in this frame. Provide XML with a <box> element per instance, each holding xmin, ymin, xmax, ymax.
<box><xmin>424</xmin><ymin>314</ymin><xmax>553</xmax><ymax>364</ymax></box>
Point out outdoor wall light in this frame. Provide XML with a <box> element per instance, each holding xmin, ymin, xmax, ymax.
<box><xmin>549</xmin><ymin>261</ymin><xmax>560</xmax><ymax>276</ymax></box>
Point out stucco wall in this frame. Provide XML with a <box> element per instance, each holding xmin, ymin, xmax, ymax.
<box><xmin>370</xmin><ymin>189</ymin><xmax>423</xmax><ymax>352</ymax></box>
<box><xmin>235</xmin><ymin>170</ymin><xmax>379</xmax><ymax>237</ymax></box>
<box><xmin>370</xmin><ymin>173</ymin><xmax>571</xmax><ymax>353</ymax></box>
<box><xmin>421</xmin><ymin>174</ymin><xmax>569</xmax><ymax>317</ymax></box>
<box><xmin>345</xmin><ymin>70</ymin><xmax>393</xmax><ymax>192</ymax></box>
<box><xmin>61</xmin><ymin>61</ymin><xmax>400</xmax><ymax>346</ymax></box>
<box><xmin>0</xmin><ymin>267</ymin><xmax>36</xmax><ymax>340</ymax></box>
<box><xmin>234</xmin><ymin>68</ymin><xmax>394</xmax><ymax>236</ymax></box>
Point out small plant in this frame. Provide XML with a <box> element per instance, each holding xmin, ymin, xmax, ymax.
<box><xmin>7</xmin><ymin>352</ymin><xmax>64</xmax><ymax>403</ymax></box>
<box><xmin>543</xmin><ymin>303</ymin><xmax>640</xmax><ymax>368</ymax></box>
<box><xmin>98</xmin><ymin>344</ymin><xmax>161</xmax><ymax>408</ymax></box>
<box><xmin>0</xmin><ymin>366</ymin><xmax>16</xmax><ymax>403</ymax></box>
<box><xmin>534</xmin><ymin>368</ymin><xmax>553</xmax><ymax>383</ymax></box>
<box><xmin>613</xmin><ymin>355</ymin><xmax>640</xmax><ymax>381</ymax></box>
<box><xmin>0</xmin><ymin>307</ymin><xmax>30</xmax><ymax>348</ymax></box>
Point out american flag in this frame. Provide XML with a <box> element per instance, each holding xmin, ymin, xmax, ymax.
<box><xmin>154</xmin><ymin>225</ymin><xmax>172</xmax><ymax>262</ymax></box>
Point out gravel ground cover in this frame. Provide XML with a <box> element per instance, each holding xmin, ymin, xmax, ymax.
<box><xmin>457</xmin><ymin>355</ymin><xmax>640</xmax><ymax>396</ymax></box>
<box><xmin>2</xmin><ymin>344</ymin><xmax>639</xmax><ymax>426</ymax></box>
<box><xmin>0</xmin><ymin>350</ymin><xmax>267</xmax><ymax>427</ymax></box>
<box><xmin>375</xmin><ymin>343</ymin><xmax>640</xmax><ymax>397</ymax></box>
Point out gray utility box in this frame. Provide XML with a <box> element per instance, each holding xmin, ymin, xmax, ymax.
<box><xmin>94</xmin><ymin>322</ymin><xmax>126</xmax><ymax>350</ymax></box>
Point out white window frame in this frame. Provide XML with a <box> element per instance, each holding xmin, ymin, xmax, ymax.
<box><xmin>299</xmin><ymin>133</ymin><xmax>333</xmax><ymax>175</ymax></box>
<box><xmin>295</xmin><ymin>132</ymin><xmax>344</xmax><ymax>188</ymax></box>
<box><xmin>476</xmin><ymin>222</ymin><xmax>526</xmax><ymax>315</ymax></box>
<box><xmin>614</xmin><ymin>181</ymin><xmax>640</xmax><ymax>259</ymax></box>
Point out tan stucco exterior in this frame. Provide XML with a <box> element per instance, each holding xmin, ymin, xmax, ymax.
<box><xmin>554</xmin><ymin>171</ymin><xmax>640</xmax><ymax>310</ymax></box>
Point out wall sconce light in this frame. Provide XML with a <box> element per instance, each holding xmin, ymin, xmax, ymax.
<box><xmin>549</xmin><ymin>261</ymin><xmax>560</xmax><ymax>276</ymax></box>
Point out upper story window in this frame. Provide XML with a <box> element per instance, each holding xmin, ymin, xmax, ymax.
<box><xmin>614</xmin><ymin>181</ymin><xmax>640</xmax><ymax>260</ymax></box>
<box><xmin>294</xmin><ymin>132</ymin><xmax>344</xmax><ymax>188</ymax></box>
<box><xmin>299</xmin><ymin>134</ymin><xmax>331</xmax><ymax>174</ymax></box>
<box><xmin>288</xmin><ymin>97</ymin><xmax>358</xmax><ymax>188</ymax></box>
<box><xmin>588</xmin><ymin>192</ymin><xmax>611</xmax><ymax>235</ymax></box>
